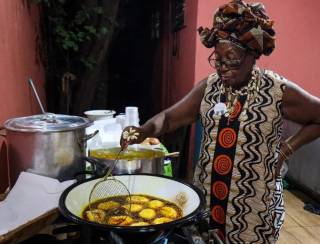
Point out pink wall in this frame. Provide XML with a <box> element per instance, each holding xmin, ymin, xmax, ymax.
<box><xmin>0</xmin><ymin>1</ymin><xmax>45</xmax><ymax>125</ymax></box>
<box><xmin>0</xmin><ymin>1</ymin><xmax>45</xmax><ymax>193</ymax></box>
<box><xmin>171</xmin><ymin>0</ymin><xmax>320</xmax><ymax>167</ymax></box>
<box><xmin>195</xmin><ymin>0</ymin><xmax>320</xmax><ymax>98</ymax></box>
<box><xmin>166</xmin><ymin>0</ymin><xmax>199</xmax><ymax>106</ymax></box>
<box><xmin>162</xmin><ymin>0</ymin><xmax>199</xmax><ymax>170</ymax></box>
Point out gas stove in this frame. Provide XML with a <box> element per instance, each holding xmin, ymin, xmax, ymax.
<box><xmin>21</xmin><ymin>216</ymin><xmax>220</xmax><ymax>244</ymax></box>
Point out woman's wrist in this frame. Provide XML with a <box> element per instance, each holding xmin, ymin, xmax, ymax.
<box><xmin>140</xmin><ymin>122</ymin><xmax>156</xmax><ymax>139</ymax></box>
<box><xmin>284</xmin><ymin>140</ymin><xmax>294</xmax><ymax>155</ymax></box>
<box><xmin>279</xmin><ymin>140</ymin><xmax>294</xmax><ymax>161</ymax></box>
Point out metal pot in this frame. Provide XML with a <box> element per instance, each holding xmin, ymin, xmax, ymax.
<box><xmin>59</xmin><ymin>174</ymin><xmax>206</xmax><ymax>244</ymax></box>
<box><xmin>86</xmin><ymin>147</ymin><xmax>179</xmax><ymax>175</ymax></box>
<box><xmin>2</xmin><ymin>113</ymin><xmax>96</xmax><ymax>184</ymax></box>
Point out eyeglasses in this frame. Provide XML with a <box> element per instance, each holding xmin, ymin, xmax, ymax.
<box><xmin>208</xmin><ymin>51</ymin><xmax>244</xmax><ymax>70</ymax></box>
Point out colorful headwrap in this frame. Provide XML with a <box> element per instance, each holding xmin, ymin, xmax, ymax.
<box><xmin>199</xmin><ymin>0</ymin><xmax>275</xmax><ymax>57</ymax></box>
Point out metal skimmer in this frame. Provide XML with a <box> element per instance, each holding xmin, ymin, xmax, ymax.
<box><xmin>88</xmin><ymin>127</ymin><xmax>140</xmax><ymax>222</ymax></box>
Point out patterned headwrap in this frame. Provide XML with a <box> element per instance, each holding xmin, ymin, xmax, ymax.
<box><xmin>199</xmin><ymin>0</ymin><xmax>275</xmax><ymax>57</ymax></box>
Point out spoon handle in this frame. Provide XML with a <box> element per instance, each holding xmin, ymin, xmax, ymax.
<box><xmin>28</xmin><ymin>78</ymin><xmax>46</xmax><ymax>114</ymax></box>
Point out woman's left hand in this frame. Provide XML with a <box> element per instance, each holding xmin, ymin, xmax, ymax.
<box><xmin>275</xmin><ymin>142</ymin><xmax>292</xmax><ymax>177</ymax></box>
<box><xmin>275</xmin><ymin>155</ymin><xmax>285</xmax><ymax>177</ymax></box>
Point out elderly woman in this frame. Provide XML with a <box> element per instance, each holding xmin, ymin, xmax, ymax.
<box><xmin>121</xmin><ymin>0</ymin><xmax>320</xmax><ymax>243</ymax></box>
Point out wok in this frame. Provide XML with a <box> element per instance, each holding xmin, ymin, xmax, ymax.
<box><xmin>59</xmin><ymin>174</ymin><xmax>206</xmax><ymax>243</ymax></box>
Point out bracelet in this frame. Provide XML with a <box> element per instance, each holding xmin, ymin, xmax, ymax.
<box><xmin>284</xmin><ymin>141</ymin><xmax>294</xmax><ymax>155</ymax></box>
<box><xmin>279</xmin><ymin>149</ymin><xmax>289</xmax><ymax>161</ymax></box>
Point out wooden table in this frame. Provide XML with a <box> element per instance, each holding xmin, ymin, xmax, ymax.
<box><xmin>0</xmin><ymin>208</ymin><xmax>59</xmax><ymax>244</ymax></box>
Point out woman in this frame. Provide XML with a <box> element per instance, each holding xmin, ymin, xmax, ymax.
<box><xmin>121</xmin><ymin>1</ymin><xmax>320</xmax><ymax>243</ymax></box>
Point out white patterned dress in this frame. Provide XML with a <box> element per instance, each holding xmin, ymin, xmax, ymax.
<box><xmin>194</xmin><ymin>68</ymin><xmax>286</xmax><ymax>243</ymax></box>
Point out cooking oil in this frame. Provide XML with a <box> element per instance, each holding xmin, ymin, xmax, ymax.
<box><xmin>89</xmin><ymin>148</ymin><xmax>164</xmax><ymax>160</ymax></box>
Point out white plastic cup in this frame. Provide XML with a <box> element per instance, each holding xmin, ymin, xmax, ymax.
<box><xmin>116</xmin><ymin>114</ymin><xmax>126</xmax><ymax>129</ymax></box>
<box><xmin>125</xmin><ymin>106</ymin><xmax>139</xmax><ymax>127</ymax></box>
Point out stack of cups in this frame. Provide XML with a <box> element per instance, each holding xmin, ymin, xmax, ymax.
<box><xmin>125</xmin><ymin>106</ymin><xmax>140</xmax><ymax>127</ymax></box>
<box><xmin>115</xmin><ymin>113</ymin><xmax>126</xmax><ymax>129</ymax></box>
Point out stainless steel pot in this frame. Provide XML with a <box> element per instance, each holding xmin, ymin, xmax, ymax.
<box><xmin>2</xmin><ymin>113</ymin><xmax>95</xmax><ymax>184</ymax></box>
<box><xmin>86</xmin><ymin>147</ymin><xmax>179</xmax><ymax>175</ymax></box>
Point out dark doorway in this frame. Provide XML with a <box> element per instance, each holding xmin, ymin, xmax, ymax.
<box><xmin>106</xmin><ymin>0</ymin><xmax>190</xmax><ymax>180</ymax></box>
<box><xmin>107</xmin><ymin>0</ymin><xmax>163</xmax><ymax>123</ymax></box>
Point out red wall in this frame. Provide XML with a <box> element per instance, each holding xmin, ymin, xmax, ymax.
<box><xmin>0</xmin><ymin>1</ymin><xmax>45</xmax><ymax>193</ymax></box>
<box><xmin>161</xmin><ymin>0</ymin><xmax>199</xmax><ymax>170</ymax></box>
<box><xmin>167</xmin><ymin>0</ymin><xmax>320</xmax><ymax>167</ymax></box>
<box><xmin>0</xmin><ymin>1</ymin><xmax>45</xmax><ymax>124</ymax></box>
<box><xmin>165</xmin><ymin>0</ymin><xmax>199</xmax><ymax>106</ymax></box>
<box><xmin>195</xmin><ymin>0</ymin><xmax>320</xmax><ymax>97</ymax></box>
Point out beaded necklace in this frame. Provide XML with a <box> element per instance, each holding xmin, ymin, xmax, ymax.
<box><xmin>213</xmin><ymin>65</ymin><xmax>262</xmax><ymax>121</ymax></box>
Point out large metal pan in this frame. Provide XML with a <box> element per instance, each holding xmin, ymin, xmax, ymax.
<box><xmin>86</xmin><ymin>147</ymin><xmax>179</xmax><ymax>175</ymax></box>
<box><xmin>59</xmin><ymin>174</ymin><xmax>206</xmax><ymax>244</ymax></box>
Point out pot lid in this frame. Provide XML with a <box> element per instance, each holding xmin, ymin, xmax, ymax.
<box><xmin>4</xmin><ymin>113</ymin><xmax>92</xmax><ymax>132</ymax></box>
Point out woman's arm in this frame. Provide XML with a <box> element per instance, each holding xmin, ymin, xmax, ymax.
<box><xmin>141</xmin><ymin>78</ymin><xmax>207</xmax><ymax>137</ymax></box>
<box><xmin>276</xmin><ymin>81</ymin><xmax>320</xmax><ymax>175</ymax></box>
<box><xmin>120</xmin><ymin>78</ymin><xmax>207</xmax><ymax>146</ymax></box>
<box><xmin>282</xmin><ymin>81</ymin><xmax>320</xmax><ymax>151</ymax></box>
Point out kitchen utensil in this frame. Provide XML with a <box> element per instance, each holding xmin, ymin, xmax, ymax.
<box><xmin>28</xmin><ymin>78</ymin><xmax>45</xmax><ymax>114</ymax></box>
<box><xmin>84</xmin><ymin>110</ymin><xmax>116</xmax><ymax>121</ymax></box>
<box><xmin>124</xmin><ymin>107</ymin><xmax>139</xmax><ymax>127</ymax></box>
<box><xmin>88</xmin><ymin>146</ymin><xmax>179</xmax><ymax>175</ymax></box>
<box><xmin>2</xmin><ymin>114</ymin><xmax>96</xmax><ymax>184</ymax></box>
<box><xmin>59</xmin><ymin>174</ymin><xmax>206</xmax><ymax>244</ymax></box>
<box><xmin>88</xmin><ymin>146</ymin><xmax>131</xmax><ymax>218</ymax></box>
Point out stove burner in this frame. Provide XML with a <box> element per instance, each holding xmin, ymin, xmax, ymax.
<box><xmin>21</xmin><ymin>217</ymin><xmax>220</xmax><ymax>244</ymax></box>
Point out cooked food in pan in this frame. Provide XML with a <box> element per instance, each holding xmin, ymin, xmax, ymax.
<box><xmin>122</xmin><ymin>203</ymin><xmax>143</xmax><ymax>213</ymax></box>
<box><xmin>97</xmin><ymin>201</ymin><xmax>120</xmax><ymax>211</ymax></box>
<box><xmin>82</xmin><ymin>194</ymin><xmax>182</xmax><ymax>226</ymax></box>
<box><xmin>127</xmin><ymin>195</ymin><xmax>150</xmax><ymax>204</ymax></box>
<box><xmin>138</xmin><ymin>208</ymin><xmax>156</xmax><ymax>220</ymax></box>
<box><xmin>152</xmin><ymin>217</ymin><xmax>172</xmax><ymax>225</ymax></box>
<box><xmin>90</xmin><ymin>148</ymin><xmax>164</xmax><ymax>160</ymax></box>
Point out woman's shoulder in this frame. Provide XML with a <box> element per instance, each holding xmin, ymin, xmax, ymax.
<box><xmin>206</xmin><ymin>73</ymin><xmax>219</xmax><ymax>86</ymax></box>
<box><xmin>263</xmin><ymin>69</ymin><xmax>288</xmax><ymax>83</ymax></box>
<box><xmin>262</xmin><ymin>69</ymin><xmax>288</xmax><ymax>95</ymax></box>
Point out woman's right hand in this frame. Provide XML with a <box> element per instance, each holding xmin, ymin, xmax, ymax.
<box><xmin>120</xmin><ymin>126</ymin><xmax>147</xmax><ymax>149</ymax></box>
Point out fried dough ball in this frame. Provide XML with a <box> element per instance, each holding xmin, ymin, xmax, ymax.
<box><xmin>152</xmin><ymin>217</ymin><xmax>172</xmax><ymax>225</ymax></box>
<box><xmin>130</xmin><ymin>222</ymin><xmax>150</xmax><ymax>227</ymax></box>
<box><xmin>127</xmin><ymin>195</ymin><xmax>150</xmax><ymax>204</ymax></box>
<box><xmin>148</xmin><ymin>200</ymin><xmax>164</xmax><ymax>209</ymax></box>
<box><xmin>159</xmin><ymin>206</ymin><xmax>178</xmax><ymax>219</ymax></box>
<box><xmin>85</xmin><ymin>209</ymin><xmax>106</xmax><ymax>223</ymax></box>
<box><xmin>97</xmin><ymin>201</ymin><xmax>120</xmax><ymax>211</ymax></box>
<box><xmin>107</xmin><ymin>216</ymin><xmax>133</xmax><ymax>226</ymax></box>
<box><xmin>138</xmin><ymin>208</ymin><xmax>156</xmax><ymax>220</ymax></box>
<box><xmin>122</xmin><ymin>204</ymin><xmax>143</xmax><ymax>213</ymax></box>
<box><xmin>142</xmin><ymin>137</ymin><xmax>160</xmax><ymax>145</ymax></box>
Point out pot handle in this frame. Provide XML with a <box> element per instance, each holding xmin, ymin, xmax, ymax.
<box><xmin>81</xmin><ymin>156</ymin><xmax>109</xmax><ymax>178</ymax></box>
<box><xmin>0</xmin><ymin>126</ymin><xmax>6</xmax><ymax>137</ymax></box>
<box><xmin>208</xmin><ymin>229</ymin><xmax>225</xmax><ymax>244</ymax></box>
<box><xmin>0</xmin><ymin>129</ymin><xmax>10</xmax><ymax>201</ymax></box>
<box><xmin>165</xmin><ymin>151</ymin><xmax>180</xmax><ymax>158</ymax></box>
<box><xmin>77</xmin><ymin>130</ymin><xmax>99</xmax><ymax>150</ymax></box>
<box><xmin>81</xmin><ymin>130</ymin><xmax>99</xmax><ymax>142</ymax></box>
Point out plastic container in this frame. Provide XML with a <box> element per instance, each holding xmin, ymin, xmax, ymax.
<box><xmin>124</xmin><ymin>106</ymin><xmax>140</xmax><ymax>127</ymax></box>
<box><xmin>115</xmin><ymin>114</ymin><xmax>126</xmax><ymax>129</ymax></box>
<box><xmin>86</xmin><ymin>118</ymin><xmax>122</xmax><ymax>152</ymax></box>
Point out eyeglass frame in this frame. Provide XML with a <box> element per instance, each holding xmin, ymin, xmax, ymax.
<box><xmin>208</xmin><ymin>50</ymin><xmax>246</xmax><ymax>70</ymax></box>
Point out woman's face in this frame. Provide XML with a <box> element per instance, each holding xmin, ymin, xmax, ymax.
<box><xmin>211</xmin><ymin>41</ymin><xmax>256</xmax><ymax>89</ymax></box>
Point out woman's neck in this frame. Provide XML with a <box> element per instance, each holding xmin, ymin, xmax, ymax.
<box><xmin>230</xmin><ymin>66</ymin><xmax>255</xmax><ymax>90</ymax></box>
